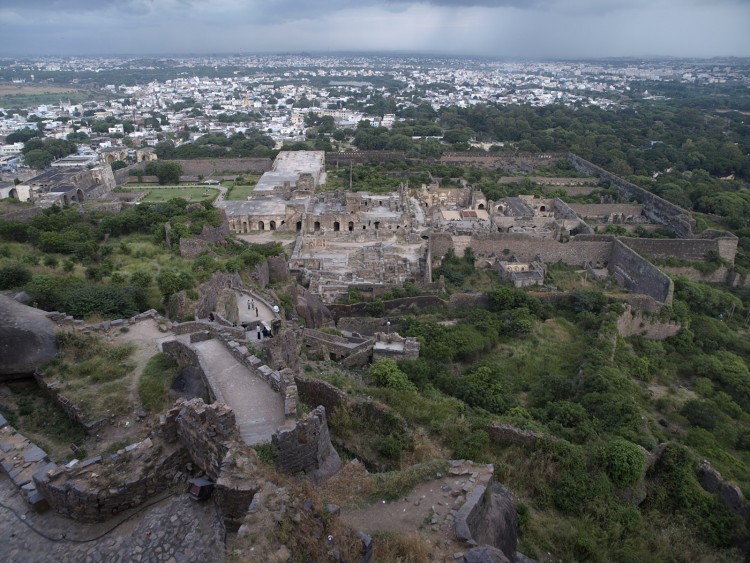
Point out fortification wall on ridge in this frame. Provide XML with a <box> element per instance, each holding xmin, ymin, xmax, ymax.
<box><xmin>609</xmin><ymin>239</ymin><xmax>673</xmax><ymax>304</ymax></box>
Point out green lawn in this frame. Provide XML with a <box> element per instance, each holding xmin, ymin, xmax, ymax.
<box><xmin>224</xmin><ymin>179</ymin><xmax>259</xmax><ymax>200</ymax></box>
<box><xmin>128</xmin><ymin>187</ymin><xmax>220</xmax><ymax>203</ymax></box>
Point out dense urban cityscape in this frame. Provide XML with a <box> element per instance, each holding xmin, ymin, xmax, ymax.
<box><xmin>2</xmin><ymin>55</ymin><xmax>750</xmax><ymax>170</ymax></box>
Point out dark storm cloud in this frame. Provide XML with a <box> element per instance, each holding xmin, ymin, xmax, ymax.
<box><xmin>1</xmin><ymin>0</ymin><xmax>749</xmax><ymax>57</ymax></box>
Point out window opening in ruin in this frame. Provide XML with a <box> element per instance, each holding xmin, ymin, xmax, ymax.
<box><xmin>314</xmin><ymin>221</ymin><xmax>321</xmax><ymax>232</ymax></box>
<box><xmin>259</xmin><ymin>221</ymin><xmax>265</xmax><ymax>231</ymax></box>
<box><xmin>348</xmin><ymin>221</ymin><xmax>354</xmax><ymax>231</ymax></box>
<box><xmin>296</xmin><ymin>221</ymin><xmax>302</xmax><ymax>232</ymax></box>
<box><xmin>539</xmin><ymin>205</ymin><xmax>546</xmax><ymax>212</ymax></box>
<box><xmin>374</xmin><ymin>222</ymin><xmax>380</xmax><ymax>229</ymax></box>
<box><xmin>362</xmin><ymin>225</ymin><xmax>366</xmax><ymax>230</ymax></box>
<box><xmin>334</xmin><ymin>221</ymin><xmax>340</xmax><ymax>232</ymax></box>
<box><xmin>76</xmin><ymin>188</ymin><xmax>84</xmax><ymax>202</ymax></box>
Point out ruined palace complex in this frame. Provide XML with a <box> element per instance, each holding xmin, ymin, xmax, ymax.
<box><xmin>216</xmin><ymin>150</ymin><xmax>740</xmax><ymax>305</ymax></box>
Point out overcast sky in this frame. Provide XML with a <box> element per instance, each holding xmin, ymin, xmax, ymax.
<box><xmin>1</xmin><ymin>0</ymin><xmax>749</xmax><ymax>58</ymax></box>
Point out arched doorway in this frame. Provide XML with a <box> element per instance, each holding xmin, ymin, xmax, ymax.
<box><xmin>348</xmin><ymin>221</ymin><xmax>354</xmax><ymax>232</ymax></box>
<box><xmin>259</xmin><ymin>221</ymin><xmax>265</xmax><ymax>231</ymax></box>
<box><xmin>9</xmin><ymin>188</ymin><xmax>18</xmax><ymax>200</ymax></box>
<box><xmin>269</xmin><ymin>220</ymin><xmax>276</xmax><ymax>230</ymax></box>
<box><xmin>478</xmin><ymin>203</ymin><xmax>485</xmax><ymax>210</ymax></box>
<box><xmin>333</xmin><ymin>221</ymin><xmax>340</xmax><ymax>232</ymax></box>
<box><xmin>314</xmin><ymin>221</ymin><xmax>321</xmax><ymax>232</ymax></box>
<box><xmin>76</xmin><ymin>188</ymin><xmax>84</xmax><ymax>202</ymax></box>
<box><xmin>296</xmin><ymin>221</ymin><xmax>302</xmax><ymax>232</ymax></box>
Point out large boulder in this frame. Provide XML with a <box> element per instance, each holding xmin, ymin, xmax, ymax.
<box><xmin>265</xmin><ymin>323</ymin><xmax>303</xmax><ymax>371</ymax></box>
<box><xmin>267</xmin><ymin>255</ymin><xmax>290</xmax><ymax>284</ymax></box>
<box><xmin>290</xmin><ymin>285</ymin><xmax>334</xmax><ymax>329</ymax></box>
<box><xmin>195</xmin><ymin>272</ymin><xmax>242</xmax><ymax>319</ymax></box>
<box><xmin>471</xmin><ymin>483</ymin><xmax>518</xmax><ymax>561</ymax></box>
<box><xmin>0</xmin><ymin>294</ymin><xmax>58</xmax><ymax>375</ymax></box>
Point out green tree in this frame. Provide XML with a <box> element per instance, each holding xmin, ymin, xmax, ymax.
<box><xmin>23</xmin><ymin>149</ymin><xmax>53</xmax><ymax>169</ymax></box>
<box><xmin>369</xmin><ymin>359</ymin><xmax>416</xmax><ymax>391</ymax></box>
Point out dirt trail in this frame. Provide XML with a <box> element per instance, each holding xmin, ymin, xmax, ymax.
<box><xmin>85</xmin><ymin>320</ymin><xmax>174</xmax><ymax>446</ymax></box>
<box><xmin>340</xmin><ymin>460</ymin><xmax>494</xmax><ymax>561</ymax></box>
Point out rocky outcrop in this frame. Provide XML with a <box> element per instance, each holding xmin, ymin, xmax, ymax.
<box><xmin>251</xmin><ymin>259</ymin><xmax>270</xmax><ymax>288</ymax></box>
<box><xmin>460</xmin><ymin>482</ymin><xmax>518</xmax><ymax>561</ymax></box>
<box><xmin>267</xmin><ymin>254</ymin><xmax>290</xmax><ymax>284</ymax></box>
<box><xmin>463</xmin><ymin>546</ymin><xmax>511</xmax><ymax>563</ymax></box>
<box><xmin>697</xmin><ymin>460</ymin><xmax>747</xmax><ymax>514</ymax></box>
<box><xmin>165</xmin><ymin>290</ymin><xmax>197</xmax><ymax>322</ymax></box>
<box><xmin>215</xmin><ymin>288</ymin><xmax>239</xmax><ymax>325</ymax></box>
<box><xmin>0</xmin><ymin>294</ymin><xmax>58</xmax><ymax>376</ymax></box>
<box><xmin>266</xmin><ymin>323</ymin><xmax>303</xmax><ymax>371</ymax></box>
<box><xmin>290</xmin><ymin>284</ymin><xmax>334</xmax><ymax>329</ymax></box>
<box><xmin>195</xmin><ymin>271</ymin><xmax>242</xmax><ymax>319</ymax></box>
<box><xmin>488</xmin><ymin>424</ymin><xmax>539</xmax><ymax>450</ymax></box>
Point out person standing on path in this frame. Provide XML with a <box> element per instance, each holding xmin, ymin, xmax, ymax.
<box><xmin>257</xmin><ymin>325</ymin><xmax>261</xmax><ymax>340</ymax></box>
<box><xmin>247</xmin><ymin>299</ymin><xmax>251</xmax><ymax>310</ymax></box>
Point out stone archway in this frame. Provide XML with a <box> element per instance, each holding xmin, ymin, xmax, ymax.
<box><xmin>314</xmin><ymin>221</ymin><xmax>321</xmax><ymax>232</ymax></box>
<box><xmin>76</xmin><ymin>188</ymin><xmax>84</xmax><ymax>202</ymax></box>
<box><xmin>9</xmin><ymin>188</ymin><xmax>18</xmax><ymax>200</ymax></box>
<box><xmin>259</xmin><ymin>221</ymin><xmax>265</xmax><ymax>231</ymax></box>
<box><xmin>270</xmin><ymin>220</ymin><xmax>276</xmax><ymax>230</ymax></box>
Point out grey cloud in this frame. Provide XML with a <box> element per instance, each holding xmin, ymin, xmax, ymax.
<box><xmin>1</xmin><ymin>0</ymin><xmax>749</xmax><ymax>57</ymax></box>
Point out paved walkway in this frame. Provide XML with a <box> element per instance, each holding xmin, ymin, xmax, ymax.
<box><xmin>236</xmin><ymin>290</ymin><xmax>276</xmax><ymax>327</ymax></box>
<box><xmin>0</xmin><ymin>473</ymin><xmax>224</xmax><ymax>563</ymax></box>
<box><xmin>192</xmin><ymin>339</ymin><xmax>285</xmax><ymax>445</ymax></box>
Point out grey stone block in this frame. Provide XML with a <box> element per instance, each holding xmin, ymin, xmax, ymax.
<box><xmin>23</xmin><ymin>445</ymin><xmax>48</xmax><ymax>463</ymax></box>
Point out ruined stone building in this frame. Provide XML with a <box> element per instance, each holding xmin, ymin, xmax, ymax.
<box><xmin>497</xmin><ymin>259</ymin><xmax>546</xmax><ymax>288</ymax></box>
<box><xmin>15</xmin><ymin>165</ymin><xmax>115</xmax><ymax>207</ymax></box>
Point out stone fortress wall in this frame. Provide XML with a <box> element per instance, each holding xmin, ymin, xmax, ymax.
<box><xmin>568</xmin><ymin>153</ymin><xmax>696</xmax><ymax>238</ymax></box>
<box><xmin>113</xmin><ymin>157</ymin><xmax>272</xmax><ymax>185</ymax></box>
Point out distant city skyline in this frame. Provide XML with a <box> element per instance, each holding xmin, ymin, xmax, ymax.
<box><xmin>1</xmin><ymin>0</ymin><xmax>749</xmax><ymax>59</ymax></box>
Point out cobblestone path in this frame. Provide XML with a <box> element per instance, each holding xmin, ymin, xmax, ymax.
<box><xmin>0</xmin><ymin>474</ymin><xmax>225</xmax><ymax>563</ymax></box>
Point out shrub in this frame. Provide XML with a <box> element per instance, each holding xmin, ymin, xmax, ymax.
<box><xmin>0</xmin><ymin>263</ymin><xmax>31</xmax><ymax>289</ymax></box>
<box><xmin>681</xmin><ymin>399</ymin><xmax>721</xmax><ymax>430</ymax></box>
<box><xmin>594</xmin><ymin>438</ymin><xmax>645</xmax><ymax>488</ymax></box>
<box><xmin>369</xmin><ymin>359</ymin><xmax>416</xmax><ymax>392</ymax></box>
